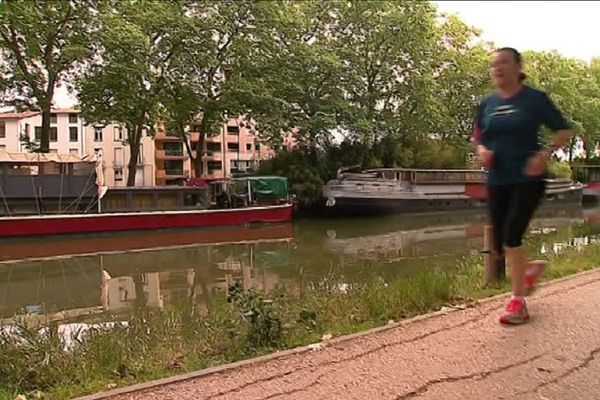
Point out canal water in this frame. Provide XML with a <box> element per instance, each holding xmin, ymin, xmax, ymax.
<box><xmin>1</xmin><ymin>205</ymin><xmax>600</xmax><ymax>326</ymax></box>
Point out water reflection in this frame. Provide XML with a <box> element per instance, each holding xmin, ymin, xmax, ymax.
<box><xmin>1</xmin><ymin>205</ymin><xmax>600</xmax><ymax>328</ymax></box>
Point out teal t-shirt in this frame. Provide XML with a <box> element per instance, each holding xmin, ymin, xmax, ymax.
<box><xmin>476</xmin><ymin>86</ymin><xmax>568</xmax><ymax>186</ymax></box>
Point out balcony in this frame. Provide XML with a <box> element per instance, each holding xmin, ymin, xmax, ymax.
<box><xmin>200</xmin><ymin>150</ymin><xmax>222</xmax><ymax>160</ymax></box>
<box><xmin>156</xmin><ymin>149</ymin><xmax>188</xmax><ymax>160</ymax></box>
<box><xmin>165</xmin><ymin>169</ymin><xmax>189</xmax><ymax>179</ymax></box>
<box><xmin>155</xmin><ymin>131</ymin><xmax>182</xmax><ymax>142</ymax></box>
<box><xmin>189</xmin><ymin>133</ymin><xmax>224</xmax><ymax>144</ymax></box>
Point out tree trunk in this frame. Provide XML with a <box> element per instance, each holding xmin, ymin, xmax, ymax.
<box><xmin>40</xmin><ymin>108</ymin><xmax>51</xmax><ymax>153</ymax></box>
<box><xmin>127</xmin><ymin>123</ymin><xmax>143</xmax><ymax>186</ymax></box>
<box><xmin>194</xmin><ymin>119</ymin><xmax>208</xmax><ymax>177</ymax></box>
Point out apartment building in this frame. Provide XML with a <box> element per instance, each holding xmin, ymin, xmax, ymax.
<box><xmin>1</xmin><ymin>110</ymin><xmax>279</xmax><ymax>188</ymax></box>
<box><xmin>0</xmin><ymin>109</ymin><xmax>85</xmax><ymax>154</ymax></box>
<box><xmin>154</xmin><ymin>117</ymin><xmax>275</xmax><ymax>185</ymax></box>
<box><xmin>84</xmin><ymin>123</ymin><xmax>155</xmax><ymax>187</ymax></box>
<box><xmin>0</xmin><ymin>110</ymin><xmax>155</xmax><ymax>187</ymax></box>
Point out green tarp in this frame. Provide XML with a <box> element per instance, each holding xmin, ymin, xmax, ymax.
<box><xmin>233</xmin><ymin>176</ymin><xmax>289</xmax><ymax>199</ymax></box>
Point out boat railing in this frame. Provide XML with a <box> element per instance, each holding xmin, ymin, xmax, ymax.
<box><xmin>343</xmin><ymin>168</ymin><xmax>487</xmax><ymax>184</ymax></box>
<box><xmin>571</xmin><ymin>165</ymin><xmax>600</xmax><ymax>184</ymax></box>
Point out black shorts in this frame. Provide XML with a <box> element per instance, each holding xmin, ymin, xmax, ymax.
<box><xmin>488</xmin><ymin>181</ymin><xmax>545</xmax><ymax>253</ymax></box>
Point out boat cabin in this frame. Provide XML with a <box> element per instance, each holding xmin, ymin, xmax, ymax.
<box><xmin>0</xmin><ymin>151</ymin><xmax>98</xmax><ymax>216</ymax></box>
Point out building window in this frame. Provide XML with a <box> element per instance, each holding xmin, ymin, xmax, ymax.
<box><xmin>35</xmin><ymin>127</ymin><xmax>42</xmax><ymax>141</ymax></box>
<box><xmin>165</xmin><ymin>160</ymin><xmax>184</xmax><ymax>176</ymax></box>
<box><xmin>114</xmin><ymin>148</ymin><xmax>123</xmax><ymax>167</ymax></box>
<box><xmin>165</xmin><ymin>142</ymin><xmax>183</xmax><ymax>156</ymax></box>
<box><xmin>24</xmin><ymin>123</ymin><xmax>30</xmax><ymax>138</ymax></box>
<box><xmin>118</xmin><ymin>287</ymin><xmax>129</xmax><ymax>302</ymax></box>
<box><xmin>207</xmin><ymin>142</ymin><xmax>221</xmax><ymax>153</ymax></box>
<box><xmin>256</xmin><ymin>142</ymin><xmax>261</xmax><ymax>151</ymax></box>
<box><xmin>69</xmin><ymin>113</ymin><xmax>78</xmax><ymax>124</ymax></box>
<box><xmin>227</xmin><ymin>142</ymin><xmax>239</xmax><ymax>152</ymax></box>
<box><xmin>50</xmin><ymin>114</ymin><xmax>57</xmax><ymax>125</ymax></box>
<box><xmin>246</xmin><ymin>143</ymin><xmax>252</xmax><ymax>151</ymax></box>
<box><xmin>138</xmin><ymin>144</ymin><xmax>144</xmax><ymax>164</ymax></box>
<box><xmin>114</xmin><ymin>126</ymin><xmax>123</xmax><ymax>141</ymax></box>
<box><xmin>114</xmin><ymin>168</ymin><xmax>123</xmax><ymax>182</ymax></box>
<box><xmin>50</xmin><ymin>127</ymin><xmax>58</xmax><ymax>142</ymax></box>
<box><xmin>69</xmin><ymin>127</ymin><xmax>78</xmax><ymax>142</ymax></box>
<box><xmin>69</xmin><ymin>148</ymin><xmax>78</xmax><ymax>155</ymax></box>
<box><xmin>0</xmin><ymin>121</ymin><xmax>5</xmax><ymax>138</ymax></box>
<box><xmin>207</xmin><ymin>161</ymin><xmax>222</xmax><ymax>172</ymax></box>
<box><xmin>231</xmin><ymin>160</ymin><xmax>249</xmax><ymax>172</ymax></box>
<box><xmin>227</xmin><ymin>126</ymin><xmax>239</xmax><ymax>135</ymax></box>
<box><xmin>94</xmin><ymin>127</ymin><xmax>103</xmax><ymax>142</ymax></box>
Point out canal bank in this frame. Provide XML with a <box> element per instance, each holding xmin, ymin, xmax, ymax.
<box><xmin>78</xmin><ymin>267</ymin><xmax>600</xmax><ymax>400</ymax></box>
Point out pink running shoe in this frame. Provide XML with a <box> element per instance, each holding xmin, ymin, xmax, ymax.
<box><xmin>525</xmin><ymin>260</ymin><xmax>547</xmax><ymax>296</ymax></box>
<box><xmin>499</xmin><ymin>298</ymin><xmax>529</xmax><ymax>325</ymax></box>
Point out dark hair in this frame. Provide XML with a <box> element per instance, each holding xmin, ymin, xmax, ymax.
<box><xmin>496</xmin><ymin>47</ymin><xmax>527</xmax><ymax>81</ymax></box>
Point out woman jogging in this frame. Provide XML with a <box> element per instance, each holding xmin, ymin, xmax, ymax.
<box><xmin>473</xmin><ymin>47</ymin><xmax>573</xmax><ymax>325</ymax></box>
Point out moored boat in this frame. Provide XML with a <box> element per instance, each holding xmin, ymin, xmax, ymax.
<box><xmin>322</xmin><ymin>166</ymin><xmax>583</xmax><ymax>215</ymax></box>
<box><xmin>0</xmin><ymin>151</ymin><xmax>293</xmax><ymax>237</ymax></box>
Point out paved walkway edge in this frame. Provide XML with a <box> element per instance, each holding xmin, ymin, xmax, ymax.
<box><xmin>74</xmin><ymin>267</ymin><xmax>600</xmax><ymax>400</ymax></box>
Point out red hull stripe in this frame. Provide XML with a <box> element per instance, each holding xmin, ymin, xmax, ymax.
<box><xmin>0</xmin><ymin>205</ymin><xmax>293</xmax><ymax>238</ymax></box>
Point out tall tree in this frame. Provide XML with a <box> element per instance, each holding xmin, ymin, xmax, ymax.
<box><xmin>525</xmin><ymin>51</ymin><xmax>600</xmax><ymax>161</ymax></box>
<box><xmin>78</xmin><ymin>0</ymin><xmax>186</xmax><ymax>186</ymax></box>
<box><xmin>425</xmin><ymin>14</ymin><xmax>490</xmax><ymax>144</ymax></box>
<box><xmin>0</xmin><ymin>0</ymin><xmax>95</xmax><ymax>152</ymax></box>
<box><xmin>332</xmin><ymin>1</ymin><xmax>443</xmax><ymax>166</ymax></box>
<box><xmin>245</xmin><ymin>0</ymin><xmax>346</xmax><ymax>160</ymax></box>
<box><xmin>161</xmin><ymin>0</ymin><xmax>271</xmax><ymax>177</ymax></box>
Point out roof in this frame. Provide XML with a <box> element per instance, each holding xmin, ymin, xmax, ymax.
<box><xmin>0</xmin><ymin>151</ymin><xmax>96</xmax><ymax>164</ymax></box>
<box><xmin>0</xmin><ymin>109</ymin><xmax>80</xmax><ymax>120</ymax></box>
<box><xmin>0</xmin><ymin>111</ymin><xmax>40</xmax><ymax>120</ymax></box>
<box><xmin>51</xmin><ymin>108</ymin><xmax>80</xmax><ymax>114</ymax></box>
<box><xmin>233</xmin><ymin>176</ymin><xmax>288</xmax><ymax>182</ymax></box>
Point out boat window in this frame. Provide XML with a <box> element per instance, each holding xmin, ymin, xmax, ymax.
<box><xmin>131</xmin><ymin>193</ymin><xmax>154</xmax><ymax>209</ymax></box>
<box><xmin>103</xmin><ymin>193</ymin><xmax>128</xmax><ymax>211</ymax></box>
<box><xmin>183</xmin><ymin>192</ymin><xmax>204</xmax><ymax>207</ymax></box>
<box><xmin>73</xmin><ymin>163</ymin><xmax>95</xmax><ymax>176</ymax></box>
<box><xmin>8</xmin><ymin>164</ymin><xmax>38</xmax><ymax>176</ymax></box>
<box><xmin>158</xmin><ymin>192</ymin><xmax>180</xmax><ymax>208</ymax></box>
<box><xmin>44</xmin><ymin>162</ymin><xmax>66</xmax><ymax>175</ymax></box>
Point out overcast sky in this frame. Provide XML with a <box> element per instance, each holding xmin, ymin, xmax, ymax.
<box><xmin>50</xmin><ymin>1</ymin><xmax>600</xmax><ymax>108</ymax></box>
<box><xmin>434</xmin><ymin>1</ymin><xmax>600</xmax><ymax>61</ymax></box>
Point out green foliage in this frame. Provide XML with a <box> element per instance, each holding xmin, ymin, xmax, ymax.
<box><xmin>227</xmin><ymin>282</ymin><xmax>283</xmax><ymax>350</ymax></box>
<box><xmin>0</xmin><ymin>0</ymin><xmax>96</xmax><ymax>151</ymax></box>
<box><xmin>77</xmin><ymin>0</ymin><xmax>185</xmax><ymax>185</ymax></box>
<box><xmin>548</xmin><ymin>160</ymin><xmax>572</xmax><ymax>179</ymax></box>
<box><xmin>524</xmin><ymin>51</ymin><xmax>600</xmax><ymax>160</ymax></box>
<box><xmin>4</xmin><ymin>0</ymin><xmax>600</xmax><ymax>182</ymax></box>
<box><xmin>258</xmin><ymin>149</ymin><xmax>325</xmax><ymax>207</ymax></box>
